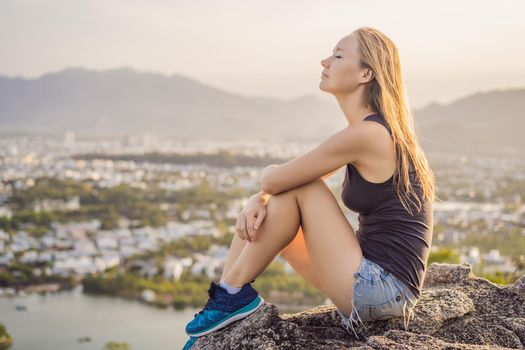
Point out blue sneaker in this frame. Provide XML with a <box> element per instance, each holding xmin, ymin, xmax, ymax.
<box><xmin>185</xmin><ymin>280</ymin><xmax>265</xmax><ymax>337</ymax></box>
<box><xmin>182</xmin><ymin>336</ymin><xmax>197</xmax><ymax>350</ymax></box>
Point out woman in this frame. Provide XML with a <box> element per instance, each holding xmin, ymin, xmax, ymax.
<box><xmin>184</xmin><ymin>26</ymin><xmax>435</xmax><ymax>341</ymax></box>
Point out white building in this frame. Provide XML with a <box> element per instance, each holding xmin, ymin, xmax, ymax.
<box><xmin>20</xmin><ymin>250</ymin><xmax>39</xmax><ymax>263</ymax></box>
<box><xmin>460</xmin><ymin>246</ymin><xmax>481</xmax><ymax>265</ymax></box>
<box><xmin>482</xmin><ymin>249</ymin><xmax>516</xmax><ymax>274</ymax></box>
<box><xmin>95</xmin><ymin>235</ymin><xmax>119</xmax><ymax>250</ymax></box>
<box><xmin>141</xmin><ymin>289</ymin><xmax>156</xmax><ymax>302</ymax></box>
<box><xmin>190</xmin><ymin>253</ymin><xmax>225</xmax><ymax>279</ymax></box>
<box><xmin>53</xmin><ymin>256</ymin><xmax>96</xmax><ymax>276</ymax></box>
<box><xmin>0</xmin><ymin>206</ymin><xmax>12</xmax><ymax>218</ymax></box>
<box><xmin>163</xmin><ymin>256</ymin><xmax>192</xmax><ymax>281</ymax></box>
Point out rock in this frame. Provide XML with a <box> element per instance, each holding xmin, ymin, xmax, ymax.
<box><xmin>402</xmin><ymin>288</ymin><xmax>475</xmax><ymax>334</ymax></box>
<box><xmin>423</xmin><ymin>262</ymin><xmax>476</xmax><ymax>287</ymax></box>
<box><xmin>190</xmin><ymin>263</ymin><xmax>525</xmax><ymax>349</ymax></box>
<box><xmin>507</xmin><ymin>275</ymin><xmax>525</xmax><ymax>301</ymax></box>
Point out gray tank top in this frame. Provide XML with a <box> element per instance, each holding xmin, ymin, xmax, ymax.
<box><xmin>341</xmin><ymin>113</ymin><xmax>433</xmax><ymax>299</ymax></box>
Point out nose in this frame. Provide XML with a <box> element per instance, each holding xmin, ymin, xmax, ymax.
<box><xmin>321</xmin><ymin>57</ymin><xmax>328</xmax><ymax>67</ymax></box>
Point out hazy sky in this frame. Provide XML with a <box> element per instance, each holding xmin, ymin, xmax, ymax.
<box><xmin>1</xmin><ymin>0</ymin><xmax>524</xmax><ymax>109</ymax></box>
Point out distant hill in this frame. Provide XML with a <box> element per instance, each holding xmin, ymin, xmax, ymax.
<box><xmin>0</xmin><ymin>67</ymin><xmax>523</xmax><ymax>154</ymax></box>
<box><xmin>0</xmin><ymin>67</ymin><xmax>343</xmax><ymax>142</ymax></box>
<box><xmin>415</xmin><ymin>88</ymin><xmax>525</xmax><ymax>155</ymax></box>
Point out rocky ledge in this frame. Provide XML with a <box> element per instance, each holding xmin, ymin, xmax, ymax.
<box><xmin>191</xmin><ymin>262</ymin><xmax>525</xmax><ymax>349</ymax></box>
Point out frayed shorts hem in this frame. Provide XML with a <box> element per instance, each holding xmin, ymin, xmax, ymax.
<box><xmin>336</xmin><ymin>256</ymin><xmax>418</xmax><ymax>338</ymax></box>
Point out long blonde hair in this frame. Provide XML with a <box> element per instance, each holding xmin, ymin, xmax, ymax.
<box><xmin>353</xmin><ymin>27</ymin><xmax>437</xmax><ymax>215</ymax></box>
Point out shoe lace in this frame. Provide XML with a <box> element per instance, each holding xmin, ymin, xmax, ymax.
<box><xmin>191</xmin><ymin>280</ymin><xmax>257</xmax><ymax>318</ymax></box>
<box><xmin>193</xmin><ymin>284</ymin><xmax>216</xmax><ymax>318</ymax></box>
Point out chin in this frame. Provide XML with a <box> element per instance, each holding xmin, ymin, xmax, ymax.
<box><xmin>318</xmin><ymin>84</ymin><xmax>331</xmax><ymax>93</ymax></box>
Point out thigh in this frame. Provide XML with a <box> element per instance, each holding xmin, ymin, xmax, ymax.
<box><xmin>279</xmin><ymin>226</ymin><xmax>323</xmax><ymax>291</ymax></box>
<box><xmin>292</xmin><ymin>179</ymin><xmax>363</xmax><ymax>317</ymax></box>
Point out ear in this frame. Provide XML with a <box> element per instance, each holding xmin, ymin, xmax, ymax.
<box><xmin>362</xmin><ymin>67</ymin><xmax>374</xmax><ymax>83</ymax></box>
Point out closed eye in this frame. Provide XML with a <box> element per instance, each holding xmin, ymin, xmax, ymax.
<box><xmin>335</xmin><ymin>55</ymin><xmax>342</xmax><ymax>59</ymax></box>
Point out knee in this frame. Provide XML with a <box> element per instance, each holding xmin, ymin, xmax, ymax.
<box><xmin>267</xmin><ymin>178</ymin><xmax>326</xmax><ymax>206</ymax></box>
<box><xmin>290</xmin><ymin>178</ymin><xmax>326</xmax><ymax>195</ymax></box>
<box><xmin>266</xmin><ymin>186</ymin><xmax>299</xmax><ymax>202</ymax></box>
<box><xmin>294</xmin><ymin>178</ymin><xmax>329</xmax><ymax>198</ymax></box>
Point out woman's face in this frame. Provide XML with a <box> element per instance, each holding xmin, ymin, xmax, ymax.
<box><xmin>319</xmin><ymin>34</ymin><xmax>372</xmax><ymax>95</ymax></box>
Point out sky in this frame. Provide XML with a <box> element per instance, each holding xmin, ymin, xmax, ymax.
<box><xmin>1</xmin><ymin>0</ymin><xmax>524</xmax><ymax>109</ymax></box>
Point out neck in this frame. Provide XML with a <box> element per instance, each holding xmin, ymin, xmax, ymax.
<box><xmin>334</xmin><ymin>92</ymin><xmax>376</xmax><ymax>126</ymax></box>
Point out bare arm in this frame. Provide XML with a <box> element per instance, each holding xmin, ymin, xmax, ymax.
<box><xmin>259</xmin><ymin>123</ymin><xmax>379</xmax><ymax>195</ymax></box>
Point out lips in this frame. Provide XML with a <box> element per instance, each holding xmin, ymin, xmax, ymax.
<box><xmin>321</xmin><ymin>72</ymin><xmax>329</xmax><ymax>78</ymax></box>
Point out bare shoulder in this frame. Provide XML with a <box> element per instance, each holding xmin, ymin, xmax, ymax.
<box><xmin>352</xmin><ymin>119</ymin><xmax>397</xmax><ymax>179</ymax></box>
<box><xmin>343</xmin><ymin>119</ymin><xmax>393</xmax><ymax>165</ymax></box>
<box><xmin>260</xmin><ymin>122</ymin><xmax>388</xmax><ymax>194</ymax></box>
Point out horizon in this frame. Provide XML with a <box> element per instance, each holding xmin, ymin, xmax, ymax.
<box><xmin>1</xmin><ymin>0</ymin><xmax>524</xmax><ymax>109</ymax></box>
<box><xmin>1</xmin><ymin>65</ymin><xmax>522</xmax><ymax>111</ymax></box>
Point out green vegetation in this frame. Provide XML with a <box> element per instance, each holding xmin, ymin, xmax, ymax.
<box><xmin>461</xmin><ymin>227</ymin><xmax>525</xmax><ymax>257</ymax></box>
<box><xmin>142</xmin><ymin>232</ymin><xmax>235</xmax><ymax>260</ymax></box>
<box><xmin>252</xmin><ymin>259</ymin><xmax>325</xmax><ymax>304</ymax></box>
<box><xmin>475</xmin><ymin>254</ymin><xmax>524</xmax><ymax>286</ymax></box>
<box><xmin>3</xmin><ymin>174</ymin><xmax>524</xmax><ymax>308</ymax></box>
<box><xmin>428</xmin><ymin>247</ymin><xmax>523</xmax><ymax>286</ymax></box>
<box><xmin>102</xmin><ymin>341</ymin><xmax>131</xmax><ymax>350</ymax></box>
<box><xmin>0</xmin><ymin>261</ymin><xmax>76</xmax><ymax>289</ymax></box>
<box><xmin>83</xmin><ymin>233</ymin><xmax>325</xmax><ymax>309</ymax></box>
<box><xmin>9</xmin><ymin>178</ymin><xmax>91</xmax><ymax>203</ymax></box>
<box><xmin>428</xmin><ymin>247</ymin><xmax>461</xmax><ymax>264</ymax></box>
<box><xmin>5</xmin><ymin>178</ymin><xmax>169</xmax><ymax>230</ymax></box>
<box><xmin>83</xmin><ymin>270</ymin><xmax>211</xmax><ymax>309</ymax></box>
<box><xmin>435</xmin><ymin>175</ymin><xmax>525</xmax><ymax>203</ymax></box>
<box><xmin>477</xmin><ymin>270</ymin><xmax>517</xmax><ymax>286</ymax></box>
<box><xmin>83</xmin><ymin>259</ymin><xmax>325</xmax><ymax>310</ymax></box>
<box><xmin>0</xmin><ymin>323</ymin><xmax>13</xmax><ymax>350</ymax></box>
<box><xmin>0</xmin><ymin>210</ymin><xmax>54</xmax><ymax>236</ymax></box>
<box><xmin>1</xmin><ymin>176</ymin><xmax>249</xmax><ymax>232</ymax></box>
<box><xmin>72</xmin><ymin>150</ymin><xmax>287</xmax><ymax>168</ymax></box>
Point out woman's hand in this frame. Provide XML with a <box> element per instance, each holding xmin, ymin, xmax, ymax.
<box><xmin>235</xmin><ymin>192</ymin><xmax>269</xmax><ymax>242</ymax></box>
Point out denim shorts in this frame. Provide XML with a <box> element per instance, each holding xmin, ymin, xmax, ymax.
<box><xmin>336</xmin><ymin>255</ymin><xmax>418</xmax><ymax>338</ymax></box>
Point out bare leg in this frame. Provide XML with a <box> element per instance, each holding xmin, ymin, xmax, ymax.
<box><xmin>222</xmin><ymin>178</ymin><xmax>362</xmax><ymax>317</ymax></box>
<box><xmin>219</xmin><ymin>234</ymin><xmax>247</xmax><ymax>283</ymax></box>
<box><xmin>219</xmin><ymin>224</ymin><xmax>322</xmax><ymax>290</ymax></box>
<box><xmin>279</xmin><ymin>226</ymin><xmax>323</xmax><ymax>290</ymax></box>
<box><xmin>221</xmin><ymin>189</ymin><xmax>301</xmax><ymax>287</ymax></box>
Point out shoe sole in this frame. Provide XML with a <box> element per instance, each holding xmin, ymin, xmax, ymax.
<box><xmin>186</xmin><ymin>296</ymin><xmax>265</xmax><ymax>337</ymax></box>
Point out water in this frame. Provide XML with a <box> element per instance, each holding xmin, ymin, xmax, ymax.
<box><xmin>0</xmin><ymin>285</ymin><xmax>198</xmax><ymax>350</ymax></box>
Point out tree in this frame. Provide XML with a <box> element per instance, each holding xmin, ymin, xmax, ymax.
<box><xmin>0</xmin><ymin>323</ymin><xmax>13</xmax><ymax>350</ymax></box>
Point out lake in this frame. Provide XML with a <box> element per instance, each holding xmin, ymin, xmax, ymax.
<box><xmin>0</xmin><ymin>285</ymin><xmax>199</xmax><ymax>350</ymax></box>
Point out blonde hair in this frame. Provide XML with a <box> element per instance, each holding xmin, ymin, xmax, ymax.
<box><xmin>353</xmin><ymin>27</ymin><xmax>438</xmax><ymax>215</ymax></box>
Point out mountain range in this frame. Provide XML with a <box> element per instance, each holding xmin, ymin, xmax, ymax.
<box><xmin>0</xmin><ymin>67</ymin><xmax>523</xmax><ymax>154</ymax></box>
